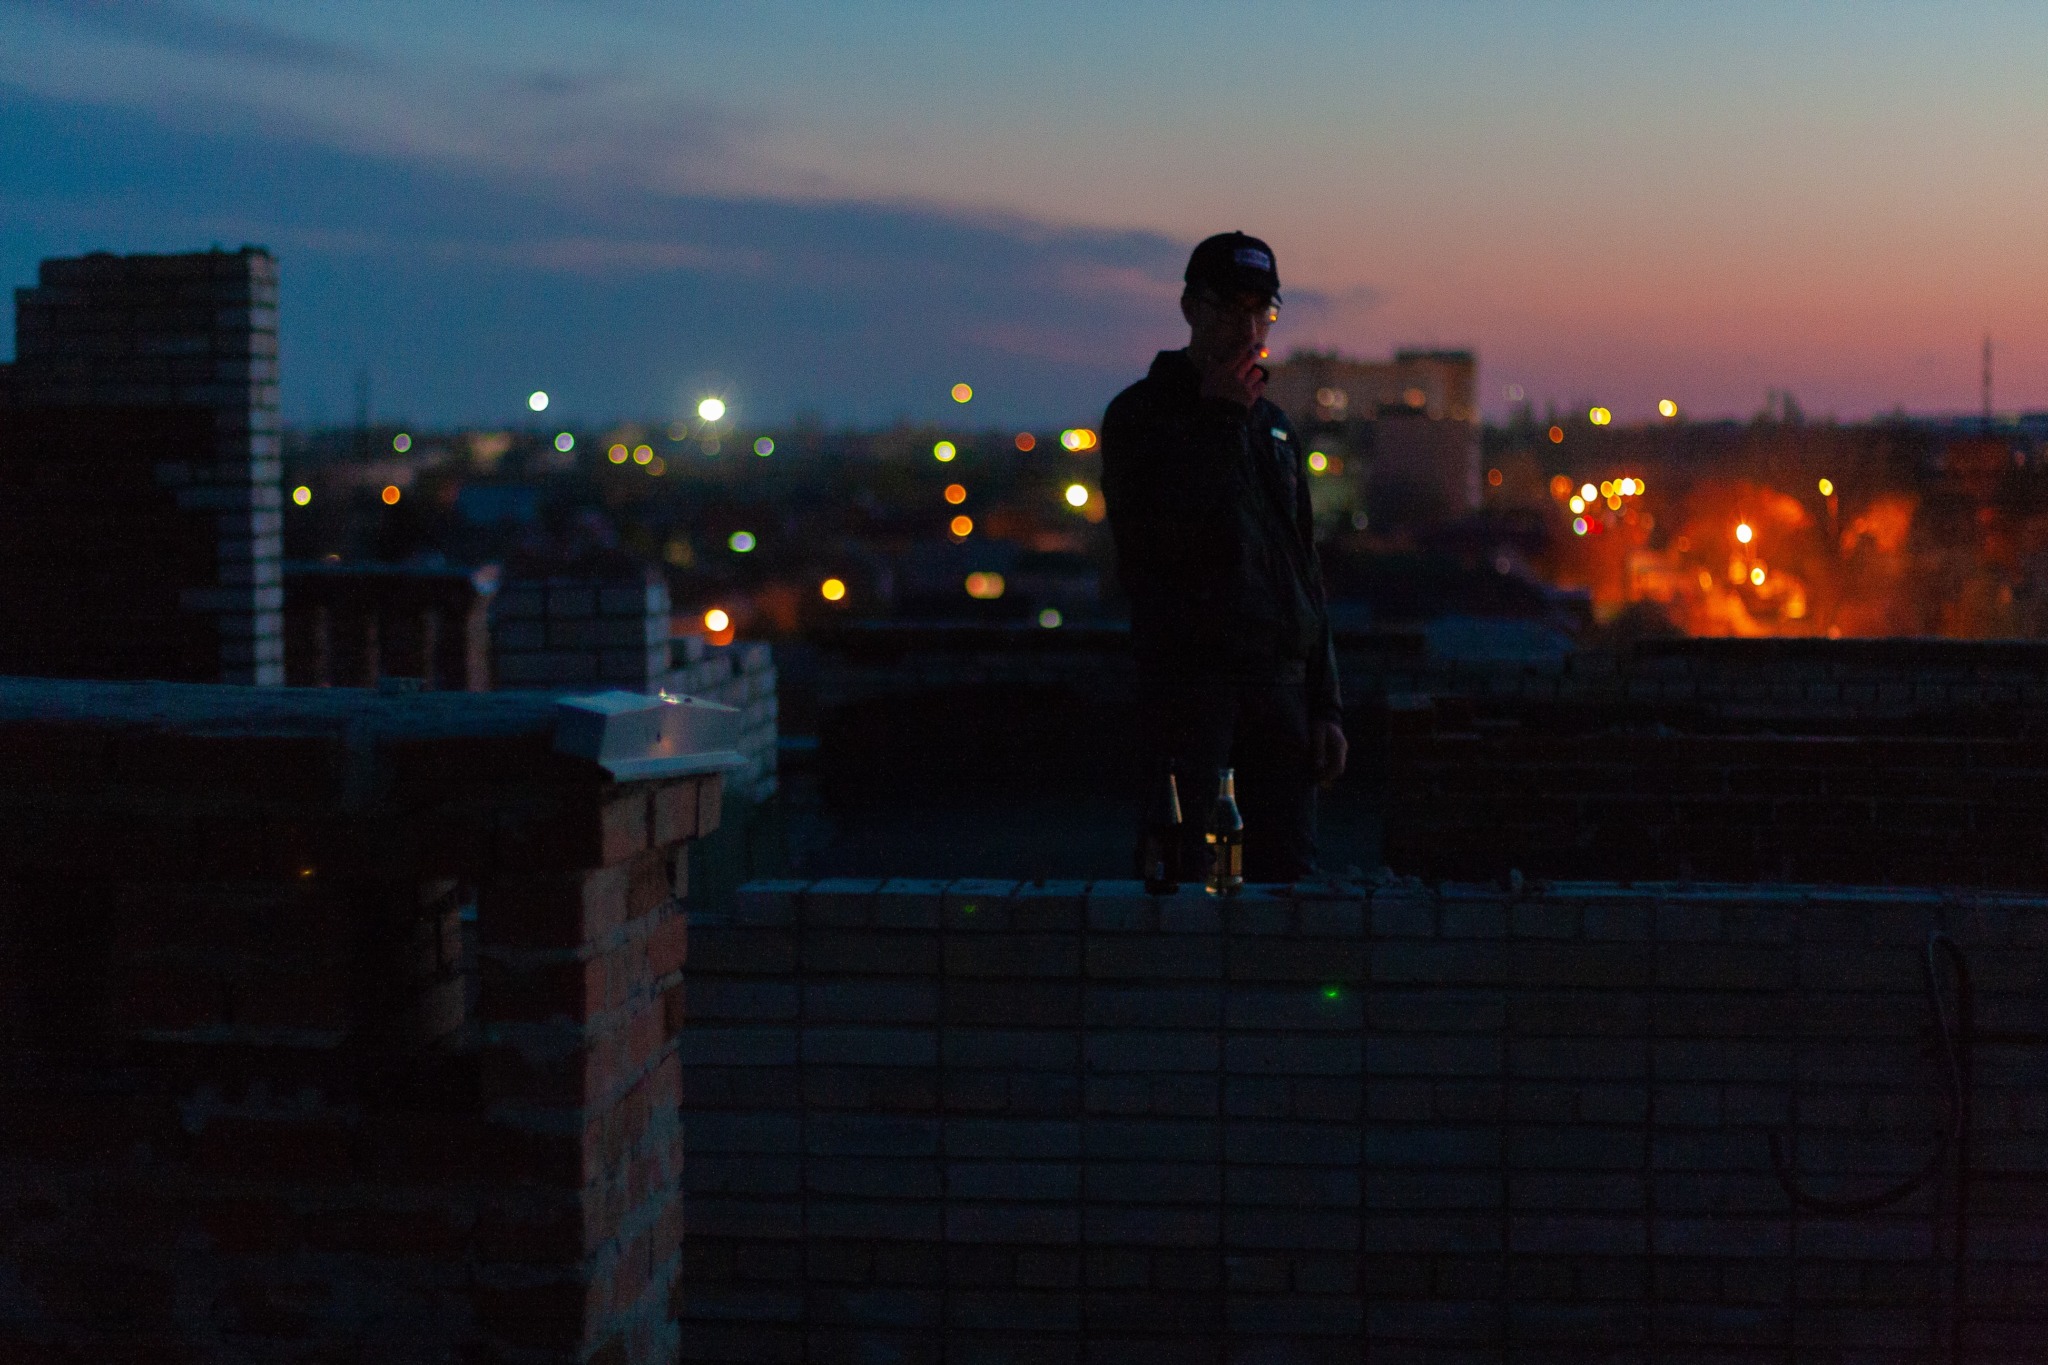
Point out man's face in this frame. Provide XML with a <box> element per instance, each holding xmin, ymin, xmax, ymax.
<box><xmin>1183</xmin><ymin>286</ymin><xmax>1279</xmax><ymax>365</ymax></box>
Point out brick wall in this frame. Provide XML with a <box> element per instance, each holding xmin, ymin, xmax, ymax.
<box><xmin>684</xmin><ymin>876</ymin><xmax>2048</xmax><ymax>1362</ymax></box>
<box><xmin>0</xmin><ymin>678</ymin><xmax>719</xmax><ymax>1362</ymax></box>
<box><xmin>493</xmin><ymin>566</ymin><xmax>671</xmax><ymax>691</ymax></box>
<box><xmin>283</xmin><ymin>561</ymin><xmax>496</xmax><ymax>689</ymax></box>
<box><xmin>0</xmin><ymin>248</ymin><xmax>284</xmax><ymax>684</ymax></box>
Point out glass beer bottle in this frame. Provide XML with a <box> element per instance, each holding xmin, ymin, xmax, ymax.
<box><xmin>1205</xmin><ymin>767</ymin><xmax>1244</xmax><ymax>896</ymax></box>
<box><xmin>1140</xmin><ymin>767</ymin><xmax>1184</xmax><ymax>895</ymax></box>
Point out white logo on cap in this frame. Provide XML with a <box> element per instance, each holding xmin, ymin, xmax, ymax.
<box><xmin>1233</xmin><ymin>248</ymin><xmax>1272</xmax><ymax>271</ymax></box>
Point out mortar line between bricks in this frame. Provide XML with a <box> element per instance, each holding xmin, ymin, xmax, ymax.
<box><xmin>1496</xmin><ymin>894</ymin><xmax>1513</xmax><ymax>1365</ymax></box>
<box><xmin>798</xmin><ymin>885</ymin><xmax>813</xmax><ymax>1365</ymax></box>
<box><xmin>1643</xmin><ymin>895</ymin><xmax>1660</xmax><ymax>1361</ymax></box>
<box><xmin>1216</xmin><ymin>894</ymin><xmax>1232</xmax><ymax>1364</ymax></box>
<box><xmin>938</xmin><ymin>884</ymin><xmax>953</xmax><ymax>1364</ymax></box>
<box><xmin>1356</xmin><ymin>891</ymin><xmax>1372</xmax><ymax>1365</ymax></box>
<box><xmin>1781</xmin><ymin>893</ymin><xmax>1805</xmax><ymax>1365</ymax></box>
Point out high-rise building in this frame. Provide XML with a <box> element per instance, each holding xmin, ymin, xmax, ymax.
<box><xmin>0</xmin><ymin>248</ymin><xmax>283</xmax><ymax>683</ymax></box>
<box><xmin>1265</xmin><ymin>347</ymin><xmax>1480</xmax><ymax>526</ymax></box>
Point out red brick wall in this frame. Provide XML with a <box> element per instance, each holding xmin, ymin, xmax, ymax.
<box><xmin>0</xmin><ymin>680</ymin><xmax>716</xmax><ymax>1362</ymax></box>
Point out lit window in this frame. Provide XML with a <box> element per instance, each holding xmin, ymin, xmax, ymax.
<box><xmin>291</xmin><ymin>485</ymin><xmax>311</xmax><ymax>506</ymax></box>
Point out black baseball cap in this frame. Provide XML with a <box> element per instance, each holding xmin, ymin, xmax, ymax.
<box><xmin>1184</xmin><ymin>231</ymin><xmax>1281</xmax><ymax>304</ymax></box>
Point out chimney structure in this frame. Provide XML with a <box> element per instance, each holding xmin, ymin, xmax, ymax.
<box><xmin>0</xmin><ymin>248</ymin><xmax>284</xmax><ymax>684</ymax></box>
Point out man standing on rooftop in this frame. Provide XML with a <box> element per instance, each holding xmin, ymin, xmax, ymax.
<box><xmin>1100</xmin><ymin>232</ymin><xmax>1346</xmax><ymax>883</ymax></box>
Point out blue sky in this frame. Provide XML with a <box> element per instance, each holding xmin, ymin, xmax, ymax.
<box><xmin>6</xmin><ymin>1</ymin><xmax>2047</xmax><ymax>426</ymax></box>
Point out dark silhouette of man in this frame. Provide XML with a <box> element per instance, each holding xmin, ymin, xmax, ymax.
<box><xmin>1100</xmin><ymin>232</ymin><xmax>1346</xmax><ymax>882</ymax></box>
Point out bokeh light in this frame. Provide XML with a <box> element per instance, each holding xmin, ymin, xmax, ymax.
<box><xmin>949</xmin><ymin>514</ymin><xmax>974</xmax><ymax>537</ymax></box>
<box><xmin>1549</xmin><ymin>426</ymin><xmax>1565</xmax><ymax>444</ymax></box>
<box><xmin>528</xmin><ymin>391</ymin><xmax>549</xmax><ymax>412</ymax></box>
<box><xmin>1038</xmin><ymin>608</ymin><xmax>1063</xmax><ymax>629</ymax></box>
<box><xmin>381</xmin><ymin>485</ymin><xmax>401</xmax><ymax>505</ymax></box>
<box><xmin>755</xmin><ymin>437</ymin><xmax>775</xmax><ymax>457</ymax></box>
<box><xmin>933</xmin><ymin>441</ymin><xmax>957</xmax><ymax>462</ymax></box>
<box><xmin>944</xmin><ymin>483</ymin><xmax>967</xmax><ymax>505</ymax></box>
<box><xmin>964</xmin><ymin>571</ymin><xmax>1005</xmax><ymax>599</ymax></box>
<box><xmin>728</xmin><ymin>531</ymin><xmax>756</xmax><ymax>553</ymax></box>
<box><xmin>554</xmin><ymin>432</ymin><xmax>574</xmax><ymax>452</ymax></box>
<box><xmin>697</xmin><ymin>397</ymin><xmax>727</xmax><ymax>422</ymax></box>
<box><xmin>1658</xmin><ymin>399</ymin><xmax>1679</xmax><ymax>418</ymax></box>
<box><xmin>1736</xmin><ymin>522</ymin><xmax>1754</xmax><ymax>544</ymax></box>
<box><xmin>1818</xmin><ymin>477</ymin><xmax>1835</xmax><ymax>497</ymax></box>
<box><xmin>1307</xmin><ymin>451</ymin><xmax>1328</xmax><ymax>473</ymax></box>
<box><xmin>1581</xmin><ymin>483</ymin><xmax>1598</xmax><ymax>502</ymax></box>
<box><xmin>608</xmin><ymin>444</ymin><xmax>628</xmax><ymax>464</ymax></box>
<box><xmin>1015</xmin><ymin>432</ymin><xmax>1036</xmax><ymax>452</ymax></box>
<box><xmin>951</xmin><ymin>383</ymin><xmax>973</xmax><ymax>403</ymax></box>
<box><xmin>703</xmin><ymin>608</ymin><xmax>730</xmax><ymax>633</ymax></box>
<box><xmin>1064</xmin><ymin>484</ymin><xmax>1090</xmax><ymax>508</ymax></box>
<box><xmin>1572</xmin><ymin>516</ymin><xmax>1588</xmax><ymax>535</ymax></box>
<box><xmin>820</xmin><ymin>578</ymin><xmax>847</xmax><ymax>602</ymax></box>
<box><xmin>633</xmin><ymin>445</ymin><xmax>653</xmax><ymax>464</ymax></box>
<box><xmin>1589</xmin><ymin>406</ymin><xmax>1612</xmax><ymax>426</ymax></box>
<box><xmin>392</xmin><ymin>433</ymin><xmax>411</xmax><ymax>453</ymax></box>
<box><xmin>291</xmin><ymin>485</ymin><xmax>311</xmax><ymax>506</ymax></box>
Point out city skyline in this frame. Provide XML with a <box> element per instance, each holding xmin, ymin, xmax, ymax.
<box><xmin>6</xmin><ymin>0</ymin><xmax>2047</xmax><ymax>427</ymax></box>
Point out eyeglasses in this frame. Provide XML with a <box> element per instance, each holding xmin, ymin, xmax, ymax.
<box><xmin>1195</xmin><ymin>289</ymin><xmax>1280</xmax><ymax>325</ymax></box>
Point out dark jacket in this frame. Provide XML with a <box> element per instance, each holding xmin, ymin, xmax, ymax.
<box><xmin>1101</xmin><ymin>349</ymin><xmax>1341</xmax><ymax>722</ymax></box>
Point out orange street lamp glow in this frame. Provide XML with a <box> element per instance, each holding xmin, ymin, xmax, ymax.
<box><xmin>949</xmin><ymin>514</ymin><xmax>973</xmax><ymax>537</ymax></box>
<box><xmin>1736</xmin><ymin>523</ymin><xmax>1754</xmax><ymax>544</ymax></box>
<box><xmin>944</xmin><ymin>483</ymin><xmax>967</xmax><ymax>505</ymax></box>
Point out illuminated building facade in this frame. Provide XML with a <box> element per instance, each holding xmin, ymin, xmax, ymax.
<box><xmin>1265</xmin><ymin>347</ymin><xmax>1481</xmax><ymax>527</ymax></box>
<box><xmin>0</xmin><ymin>248</ymin><xmax>284</xmax><ymax>682</ymax></box>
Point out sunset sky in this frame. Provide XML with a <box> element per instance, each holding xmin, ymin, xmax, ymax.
<box><xmin>5</xmin><ymin>1</ymin><xmax>2045</xmax><ymax>427</ymax></box>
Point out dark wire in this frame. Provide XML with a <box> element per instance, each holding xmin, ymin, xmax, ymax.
<box><xmin>1766</xmin><ymin>931</ymin><xmax>1972</xmax><ymax>1363</ymax></box>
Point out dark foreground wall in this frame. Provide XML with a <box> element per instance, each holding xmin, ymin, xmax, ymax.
<box><xmin>685</xmin><ymin>877</ymin><xmax>2048</xmax><ymax>1363</ymax></box>
<box><xmin>0</xmin><ymin>679</ymin><xmax>716</xmax><ymax>1363</ymax></box>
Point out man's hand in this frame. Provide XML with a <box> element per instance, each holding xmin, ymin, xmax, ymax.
<box><xmin>1313</xmin><ymin>720</ymin><xmax>1348</xmax><ymax>787</ymax></box>
<box><xmin>1197</xmin><ymin>344</ymin><xmax>1268</xmax><ymax>408</ymax></box>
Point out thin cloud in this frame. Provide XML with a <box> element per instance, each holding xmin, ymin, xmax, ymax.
<box><xmin>2</xmin><ymin>0</ymin><xmax>363</xmax><ymax>69</ymax></box>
